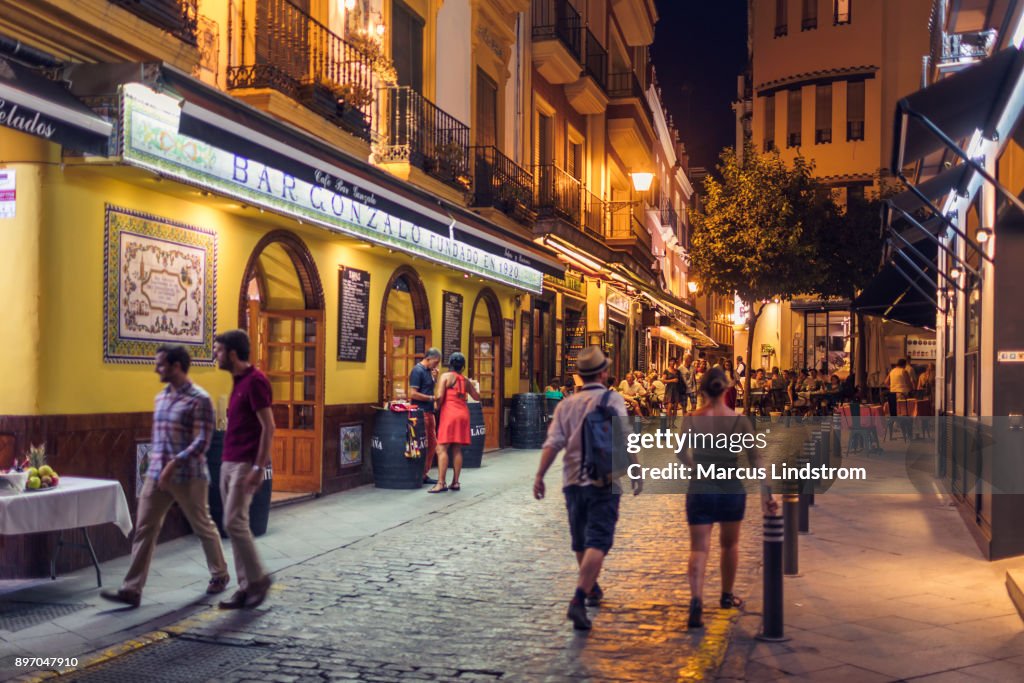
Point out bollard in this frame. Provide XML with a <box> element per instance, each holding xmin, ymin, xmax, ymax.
<box><xmin>783</xmin><ymin>492</ymin><xmax>801</xmax><ymax>576</ymax></box>
<box><xmin>757</xmin><ymin>514</ymin><xmax>789</xmax><ymax>642</ymax></box>
<box><xmin>799</xmin><ymin>493</ymin><xmax>811</xmax><ymax>534</ymax></box>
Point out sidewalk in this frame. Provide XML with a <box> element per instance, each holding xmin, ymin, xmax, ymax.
<box><xmin>719</xmin><ymin>448</ymin><xmax>1024</xmax><ymax>681</ymax></box>
<box><xmin>0</xmin><ymin>450</ymin><xmax>545</xmax><ymax>680</ymax></box>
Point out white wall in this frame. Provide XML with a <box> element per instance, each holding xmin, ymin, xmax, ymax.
<box><xmin>435</xmin><ymin>0</ymin><xmax>473</xmax><ymax>125</ymax></box>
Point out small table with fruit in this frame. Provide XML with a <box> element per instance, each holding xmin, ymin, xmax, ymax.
<box><xmin>0</xmin><ymin>475</ymin><xmax>133</xmax><ymax>587</ymax></box>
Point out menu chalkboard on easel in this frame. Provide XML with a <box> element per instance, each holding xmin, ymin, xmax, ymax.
<box><xmin>442</xmin><ymin>291</ymin><xmax>463</xmax><ymax>365</ymax></box>
<box><xmin>337</xmin><ymin>267</ymin><xmax>370</xmax><ymax>362</ymax></box>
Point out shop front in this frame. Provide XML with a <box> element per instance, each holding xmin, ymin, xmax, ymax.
<box><xmin>0</xmin><ymin>67</ymin><xmax>562</xmax><ymax>576</ymax></box>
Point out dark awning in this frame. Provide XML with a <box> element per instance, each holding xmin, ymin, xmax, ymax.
<box><xmin>887</xmin><ymin>163</ymin><xmax>973</xmax><ymax>216</ymax></box>
<box><xmin>853</xmin><ymin>236</ymin><xmax>939</xmax><ymax>329</ymax></box>
<box><xmin>893</xmin><ymin>46</ymin><xmax>1024</xmax><ymax>170</ymax></box>
<box><xmin>0</xmin><ymin>57</ymin><xmax>111</xmax><ymax>153</ymax></box>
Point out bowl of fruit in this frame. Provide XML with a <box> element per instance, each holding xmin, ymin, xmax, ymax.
<box><xmin>3</xmin><ymin>445</ymin><xmax>60</xmax><ymax>493</ymax></box>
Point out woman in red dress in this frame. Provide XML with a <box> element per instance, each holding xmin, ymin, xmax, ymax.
<box><xmin>430</xmin><ymin>352</ymin><xmax>480</xmax><ymax>493</ymax></box>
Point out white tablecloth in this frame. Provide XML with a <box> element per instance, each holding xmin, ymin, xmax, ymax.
<box><xmin>0</xmin><ymin>476</ymin><xmax>133</xmax><ymax>537</ymax></box>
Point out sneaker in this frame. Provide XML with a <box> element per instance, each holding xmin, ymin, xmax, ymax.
<box><xmin>99</xmin><ymin>589</ymin><xmax>140</xmax><ymax>608</ymax></box>
<box><xmin>244</xmin><ymin>576</ymin><xmax>273</xmax><ymax>608</ymax></box>
<box><xmin>218</xmin><ymin>590</ymin><xmax>248</xmax><ymax>610</ymax></box>
<box><xmin>567</xmin><ymin>600</ymin><xmax>592</xmax><ymax>630</ymax></box>
<box><xmin>206</xmin><ymin>575</ymin><xmax>230</xmax><ymax>595</ymax></box>
<box><xmin>586</xmin><ymin>584</ymin><xmax>604</xmax><ymax>607</ymax></box>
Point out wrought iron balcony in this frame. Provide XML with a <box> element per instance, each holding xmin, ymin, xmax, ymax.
<box><xmin>583</xmin><ymin>29</ymin><xmax>608</xmax><ymax>92</ymax></box>
<box><xmin>846</xmin><ymin>121</ymin><xmax>864</xmax><ymax>141</ymax></box>
<box><xmin>112</xmin><ymin>0</ymin><xmax>198</xmax><ymax>45</ymax></box>
<box><xmin>660</xmin><ymin>206</ymin><xmax>678</xmax><ymax>233</ymax></box>
<box><xmin>608</xmin><ymin>70</ymin><xmax>644</xmax><ymax>99</ymax></box>
<box><xmin>605</xmin><ymin>200</ymin><xmax>652</xmax><ymax>255</ymax></box>
<box><xmin>938</xmin><ymin>29</ymin><xmax>998</xmax><ymax>67</ymax></box>
<box><xmin>376</xmin><ymin>86</ymin><xmax>471</xmax><ymax>190</ymax></box>
<box><xmin>227</xmin><ymin>0</ymin><xmax>377</xmax><ymax>141</ymax></box>
<box><xmin>582</xmin><ymin>188</ymin><xmax>605</xmax><ymax>238</ymax></box>
<box><xmin>532</xmin><ymin>0</ymin><xmax>582</xmax><ymax>63</ymax></box>
<box><xmin>470</xmin><ymin>146</ymin><xmax>534</xmax><ymax>221</ymax></box>
<box><xmin>535</xmin><ymin>164</ymin><xmax>582</xmax><ymax>225</ymax></box>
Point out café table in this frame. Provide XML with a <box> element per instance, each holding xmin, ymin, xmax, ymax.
<box><xmin>0</xmin><ymin>477</ymin><xmax>133</xmax><ymax>587</ymax></box>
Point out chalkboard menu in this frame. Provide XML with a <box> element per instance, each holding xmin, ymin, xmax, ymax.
<box><xmin>503</xmin><ymin>319</ymin><xmax>514</xmax><ymax>368</ymax></box>
<box><xmin>637</xmin><ymin>334</ymin><xmax>648</xmax><ymax>372</ymax></box>
<box><xmin>442</xmin><ymin>291</ymin><xmax>463</xmax><ymax>365</ymax></box>
<box><xmin>563</xmin><ymin>308</ymin><xmax>586</xmax><ymax>375</ymax></box>
<box><xmin>337</xmin><ymin>267</ymin><xmax>370</xmax><ymax>362</ymax></box>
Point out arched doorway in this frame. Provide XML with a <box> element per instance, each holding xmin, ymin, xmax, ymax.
<box><xmin>239</xmin><ymin>230</ymin><xmax>325</xmax><ymax>494</ymax></box>
<box><xmin>469</xmin><ymin>288</ymin><xmax>503</xmax><ymax>450</ymax></box>
<box><xmin>380</xmin><ymin>266</ymin><xmax>431</xmax><ymax>403</ymax></box>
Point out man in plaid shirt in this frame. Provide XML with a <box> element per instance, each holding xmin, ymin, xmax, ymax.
<box><xmin>101</xmin><ymin>345</ymin><xmax>229</xmax><ymax>607</ymax></box>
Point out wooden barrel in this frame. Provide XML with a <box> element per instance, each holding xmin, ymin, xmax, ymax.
<box><xmin>462</xmin><ymin>402</ymin><xmax>486</xmax><ymax>468</ymax></box>
<box><xmin>510</xmin><ymin>393</ymin><xmax>546</xmax><ymax>449</ymax></box>
<box><xmin>371</xmin><ymin>409</ymin><xmax>426</xmax><ymax>489</ymax></box>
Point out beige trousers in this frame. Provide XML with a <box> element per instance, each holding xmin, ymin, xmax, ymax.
<box><xmin>122</xmin><ymin>477</ymin><xmax>228</xmax><ymax>595</ymax></box>
<box><xmin>220</xmin><ymin>461</ymin><xmax>267</xmax><ymax>591</ymax></box>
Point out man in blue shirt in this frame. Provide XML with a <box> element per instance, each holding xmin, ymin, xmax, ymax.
<box><xmin>409</xmin><ymin>348</ymin><xmax>442</xmax><ymax>485</ymax></box>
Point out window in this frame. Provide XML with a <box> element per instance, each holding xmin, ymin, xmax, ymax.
<box><xmin>802</xmin><ymin>0</ymin><xmax>817</xmax><ymax>30</ymax></box>
<box><xmin>764</xmin><ymin>93</ymin><xmax>776</xmax><ymax>150</ymax></box>
<box><xmin>775</xmin><ymin>0</ymin><xmax>788</xmax><ymax>36</ymax></box>
<box><xmin>475</xmin><ymin>69</ymin><xmax>498</xmax><ymax>148</ymax></box>
<box><xmin>846</xmin><ymin>80</ymin><xmax>865</xmax><ymax>140</ymax></box>
<box><xmin>535</xmin><ymin>113</ymin><xmax>553</xmax><ymax>166</ymax></box>
<box><xmin>567</xmin><ymin>139</ymin><xmax>583</xmax><ymax>180</ymax></box>
<box><xmin>392</xmin><ymin>0</ymin><xmax>424</xmax><ymax>92</ymax></box>
<box><xmin>787</xmin><ymin>88</ymin><xmax>802</xmax><ymax>147</ymax></box>
<box><xmin>815</xmin><ymin>83</ymin><xmax>832</xmax><ymax>143</ymax></box>
<box><xmin>835</xmin><ymin>0</ymin><xmax>851</xmax><ymax>25</ymax></box>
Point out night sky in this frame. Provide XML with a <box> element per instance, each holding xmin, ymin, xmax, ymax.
<box><xmin>651</xmin><ymin>0</ymin><xmax>748</xmax><ymax>171</ymax></box>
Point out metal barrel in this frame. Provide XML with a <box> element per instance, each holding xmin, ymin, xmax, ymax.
<box><xmin>758</xmin><ymin>514</ymin><xmax>788</xmax><ymax>641</ymax></box>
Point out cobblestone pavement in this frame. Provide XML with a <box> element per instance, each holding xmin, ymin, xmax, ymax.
<box><xmin>60</xmin><ymin>457</ymin><xmax>763</xmax><ymax>682</ymax></box>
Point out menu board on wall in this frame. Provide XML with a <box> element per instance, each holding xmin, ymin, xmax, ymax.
<box><xmin>907</xmin><ymin>335</ymin><xmax>937</xmax><ymax>360</ymax></box>
<box><xmin>637</xmin><ymin>334</ymin><xmax>648</xmax><ymax>372</ymax></box>
<box><xmin>337</xmin><ymin>267</ymin><xmax>370</xmax><ymax>362</ymax></box>
<box><xmin>503</xmin><ymin>318</ymin><xmax>514</xmax><ymax>368</ymax></box>
<box><xmin>563</xmin><ymin>308</ymin><xmax>586</xmax><ymax>375</ymax></box>
<box><xmin>442</xmin><ymin>291</ymin><xmax>464</xmax><ymax>365</ymax></box>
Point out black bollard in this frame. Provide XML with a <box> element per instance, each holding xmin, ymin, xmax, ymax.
<box><xmin>757</xmin><ymin>514</ymin><xmax>788</xmax><ymax>642</ymax></box>
<box><xmin>783</xmin><ymin>492</ymin><xmax>801</xmax><ymax>576</ymax></box>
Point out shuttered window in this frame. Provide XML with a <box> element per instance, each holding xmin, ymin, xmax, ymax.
<box><xmin>476</xmin><ymin>69</ymin><xmax>498</xmax><ymax>148</ymax></box>
<box><xmin>392</xmin><ymin>0</ymin><xmax>424</xmax><ymax>92</ymax></box>
<box><xmin>787</xmin><ymin>88</ymin><xmax>802</xmax><ymax>147</ymax></box>
<box><xmin>764</xmin><ymin>93</ymin><xmax>776</xmax><ymax>150</ymax></box>
<box><xmin>815</xmin><ymin>84</ymin><xmax>832</xmax><ymax>143</ymax></box>
<box><xmin>847</xmin><ymin>80</ymin><xmax>865</xmax><ymax>140</ymax></box>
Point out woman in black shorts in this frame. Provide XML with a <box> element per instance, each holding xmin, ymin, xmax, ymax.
<box><xmin>681</xmin><ymin>368</ymin><xmax>778</xmax><ymax>628</ymax></box>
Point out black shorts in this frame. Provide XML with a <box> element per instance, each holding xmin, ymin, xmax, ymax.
<box><xmin>686</xmin><ymin>493</ymin><xmax>747</xmax><ymax>525</ymax></box>
<box><xmin>564</xmin><ymin>485</ymin><xmax>621</xmax><ymax>553</ymax></box>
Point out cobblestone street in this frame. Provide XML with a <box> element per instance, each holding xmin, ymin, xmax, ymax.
<box><xmin>61</xmin><ymin>450</ymin><xmax>761</xmax><ymax>682</ymax></box>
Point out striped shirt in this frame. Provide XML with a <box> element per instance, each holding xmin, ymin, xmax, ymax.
<box><xmin>146</xmin><ymin>382</ymin><xmax>215</xmax><ymax>483</ymax></box>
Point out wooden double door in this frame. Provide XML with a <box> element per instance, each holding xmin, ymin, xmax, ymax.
<box><xmin>251</xmin><ymin>307</ymin><xmax>324</xmax><ymax>493</ymax></box>
<box><xmin>383</xmin><ymin>325</ymin><xmax>432</xmax><ymax>402</ymax></box>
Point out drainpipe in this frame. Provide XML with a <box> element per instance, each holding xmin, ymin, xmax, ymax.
<box><xmin>0</xmin><ymin>35</ymin><xmax>62</xmax><ymax>68</ymax></box>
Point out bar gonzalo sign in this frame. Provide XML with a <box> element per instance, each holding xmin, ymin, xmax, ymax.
<box><xmin>120</xmin><ymin>84</ymin><xmax>543</xmax><ymax>293</ymax></box>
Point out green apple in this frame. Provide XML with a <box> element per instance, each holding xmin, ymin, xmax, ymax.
<box><xmin>27</xmin><ymin>467</ymin><xmax>39</xmax><ymax>478</ymax></box>
<box><xmin>27</xmin><ymin>476</ymin><xmax>41</xmax><ymax>490</ymax></box>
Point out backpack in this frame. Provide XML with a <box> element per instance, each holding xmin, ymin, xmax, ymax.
<box><xmin>581</xmin><ymin>390</ymin><xmax>618</xmax><ymax>485</ymax></box>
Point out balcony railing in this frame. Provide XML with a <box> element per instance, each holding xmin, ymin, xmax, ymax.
<box><xmin>584</xmin><ymin>28</ymin><xmax>608</xmax><ymax>91</ymax></box>
<box><xmin>937</xmin><ymin>29</ymin><xmax>998</xmax><ymax>66</ymax></box>
<box><xmin>660</xmin><ymin>206</ymin><xmax>678</xmax><ymax>233</ymax></box>
<box><xmin>112</xmin><ymin>0</ymin><xmax>198</xmax><ymax>45</ymax></box>
<box><xmin>535</xmin><ymin>164</ymin><xmax>582</xmax><ymax>225</ymax></box>
<box><xmin>227</xmin><ymin>0</ymin><xmax>377</xmax><ymax>141</ymax></box>
<box><xmin>582</xmin><ymin>187</ymin><xmax>605</xmax><ymax>237</ymax></box>
<box><xmin>532</xmin><ymin>0</ymin><xmax>582</xmax><ymax>63</ymax></box>
<box><xmin>470</xmin><ymin>146</ymin><xmax>534</xmax><ymax>220</ymax></box>
<box><xmin>608</xmin><ymin>70</ymin><xmax>644</xmax><ymax>99</ymax></box>
<box><xmin>376</xmin><ymin>86</ymin><xmax>471</xmax><ymax>190</ymax></box>
<box><xmin>605</xmin><ymin>200</ymin><xmax>651</xmax><ymax>254</ymax></box>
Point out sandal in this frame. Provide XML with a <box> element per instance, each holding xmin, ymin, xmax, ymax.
<box><xmin>720</xmin><ymin>592</ymin><xmax>744</xmax><ymax>609</ymax></box>
<box><xmin>450</xmin><ymin>482</ymin><xmax>461</xmax><ymax>491</ymax></box>
<box><xmin>427</xmin><ymin>484</ymin><xmax>448</xmax><ymax>493</ymax></box>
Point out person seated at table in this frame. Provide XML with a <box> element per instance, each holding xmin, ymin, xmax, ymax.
<box><xmin>649</xmin><ymin>371</ymin><xmax>666</xmax><ymax>414</ymax></box>
<box><xmin>829</xmin><ymin>374</ymin><xmax>842</xmax><ymax>392</ymax></box>
<box><xmin>752</xmin><ymin>369</ymin><xmax>767</xmax><ymax>390</ymax></box>
<box><xmin>770</xmin><ymin>370</ymin><xmax>787</xmax><ymax>391</ymax></box>
<box><xmin>787</xmin><ymin>373</ymin><xmax>810</xmax><ymax>414</ymax></box>
<box><xmin>619</xmin><ymin>371</ymin><xmax>649</xmax><ymax>416</ymax></box>
<box><xmin>805</xmin><ymin>369</ymin><xmax>824</xmax><ymax>392</ymax></box>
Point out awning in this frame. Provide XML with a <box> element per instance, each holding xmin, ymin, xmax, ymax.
<box><xmin>0</xmin><ymin>57</ymin><xmax>111</xmax><ymax>153</ymax></box>
<box><xmin>886</xmin><ymin>163</ymin><xmax>973</xmax><ymax>217</ymax></box>
<box><xmin>608</xmin><ymin>263</ymin><xmax>699</xmax><ymax>319</ymax></box>
<box><xmin>893</xmin><ymin>46</ymin><xmax>1024</xmax><ymax>170</ymax></box>
<box><xmin>852</xmin><ymin>236</ymin><xmax>939</xmax><ymax>329</ymax></box>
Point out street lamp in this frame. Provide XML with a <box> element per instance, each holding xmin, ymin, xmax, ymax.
<box><xmin>687</xmin><ymin>280</ymin><xmax>699</xmax><ymax>294</ymax></box>
<box><xmin>630</xmin><ymin>171</ymin><xmax>655</xmax><ymax>193</ymax></box>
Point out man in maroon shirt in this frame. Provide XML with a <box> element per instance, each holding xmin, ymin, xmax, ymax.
<box><xmin>214</xmin><ymin>329</ymin><xmax>274</xmax><ymax>609</ymax></box>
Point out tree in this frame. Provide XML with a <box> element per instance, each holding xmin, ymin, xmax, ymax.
<box><xmin>690</xmin><ymin>143</ymin><xmax>826</xmax><ymax>413</ymax></box>
<box><xmin>806</xmin><ymin>184</ymin><xmax>889</xmax><ymax>389</ymax></box>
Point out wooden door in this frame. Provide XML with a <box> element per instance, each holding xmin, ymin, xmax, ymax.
<box><xmin>254</xmin><ymin>310</ymin><xmax>323</xmax><ymax>493</ymax></box>
<box><xmin>473</xmin><ymin>336</ymin><xmax>500</xmax><ymax>450</ymax></box>
<box><xmin>383</xmin><ymin>325</ymin><xmax>432</xmax><ymax>401</ymax></box>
